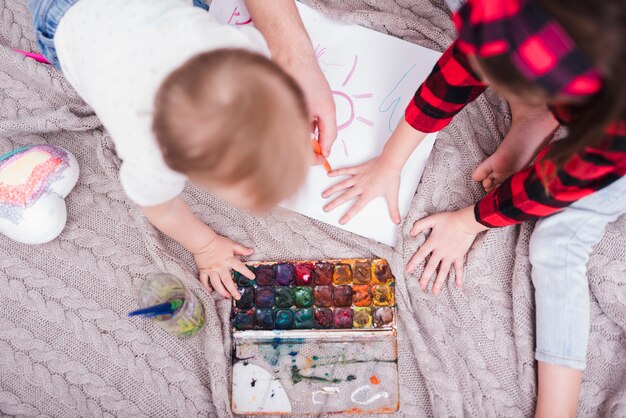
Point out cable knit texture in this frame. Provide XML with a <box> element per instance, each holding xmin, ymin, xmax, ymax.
<box><xmin>1</xmin><ymin>0</ymin><xmax>625</xmax><ymax>416</ymax></box>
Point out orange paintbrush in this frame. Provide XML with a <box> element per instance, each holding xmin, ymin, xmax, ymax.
<box><xmin>311</xmin><ymin>139</ymin><xmax>332</xmax><ymax>173</ymax></box>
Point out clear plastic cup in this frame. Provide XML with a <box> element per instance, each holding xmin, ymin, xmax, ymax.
<box><xmin>137</xmin><ymin>273</ymin><xmax>205</xmax><ymax>337</ymax></box>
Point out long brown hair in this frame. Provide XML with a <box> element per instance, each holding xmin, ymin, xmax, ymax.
<box><xmin>476</xmin><ymin>0</ymin><xmax>626</xmax><ymax>169</ymax></box>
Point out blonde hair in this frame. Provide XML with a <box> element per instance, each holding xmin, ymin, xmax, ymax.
<box><xmin>153</xmin><ymin>48</ymin><xmax>310</xmax><ymax>209</ymax></box>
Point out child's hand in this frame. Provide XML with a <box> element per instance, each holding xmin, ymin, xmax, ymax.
<box><xmin>321</xmin><ymin>119</ymin><xmax>429</xmax><ymax>225</ymax></box>
<box><xmin>193</xmin><ymin>235</ymin><xmax>255</xmax><ymax>299</ymax></box>
<box><xmin>322</xmin><ymin>156</ymin><xmax>402</xmax><ymax>225</ymax></box>
<box><xmin>406</xmin><ymin>206</ymin><xmax>487</xmax><ymax>295</ymax></box>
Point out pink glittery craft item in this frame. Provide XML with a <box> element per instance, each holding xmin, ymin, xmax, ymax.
<box><xmin>0</xmin><ymin>145</ymin><xmax>79</xmax><ymax>244</ymax></box>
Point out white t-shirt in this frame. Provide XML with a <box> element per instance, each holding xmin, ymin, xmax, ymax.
<box><xmin>55</xmin><ymin>0</ymin><xmax>270</xmax><ymax>206</ymax></box>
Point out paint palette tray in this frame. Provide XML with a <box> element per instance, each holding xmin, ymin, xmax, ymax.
<box><xmin>232</xmin><ymin>259</ymin><xmax>396</xmax><ymax>331</ymax></box>
<box><xmin>231</xmin><ymin>259</ymin><xmax>399</xmax><ymax>415</ymax></box>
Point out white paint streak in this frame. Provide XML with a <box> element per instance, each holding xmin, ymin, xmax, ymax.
<box><xmin>350</xmin><ymin>385</ymin><xmax>389</xmax><ymax>405</ymax></box>
<box><xmin>312</xmin><ymin>387</ymin><xmax>340</xmax><ymax>404</ymax></box>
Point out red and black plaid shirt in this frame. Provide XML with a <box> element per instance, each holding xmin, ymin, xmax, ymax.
<box><xmin>405</xmin><ymin>40</ymin><xmax>626</xmax><ymax>227</ymax></box>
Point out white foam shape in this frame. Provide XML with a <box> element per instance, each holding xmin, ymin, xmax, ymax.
<box><xmin>0</xmin><ymin>146</ymin><xmax>79</xmax><ymax>244</ymax></box>
<box><xmin>232</xmin><ymin>362</ymin><xmax>292</xmax><ymax>414</ymax></box>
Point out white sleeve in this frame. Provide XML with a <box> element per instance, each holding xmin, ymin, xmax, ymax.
<box><xmin>119</xmin><ymin>160</ymin><xmax>187</xmax><ymax>206</ymax></box>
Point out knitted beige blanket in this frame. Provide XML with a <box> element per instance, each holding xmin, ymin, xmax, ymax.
<box><xmin>1</xmin><ymin>0</ymin><xmax>625</xmax><ymax>416</ymax></box>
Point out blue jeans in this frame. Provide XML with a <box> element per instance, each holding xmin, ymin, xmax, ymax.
<box><xmin>27</xmin><ymin>0</ymin><xmax>210</xmax><ymax>69</ymax></box>
<box><xmin>529</xmin><ymin>174</ymin><xmax>626</xmax><ymax>370</ymax></box>
<box><xmin>444</xmin><ymin>0</ymin><xmax>466</xmax><ymax>13</ymax></box>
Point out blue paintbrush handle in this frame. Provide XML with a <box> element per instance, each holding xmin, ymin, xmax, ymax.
<box><xmin>144</xmin><ymin>311</ymin><xmax>173</xmax><ymax>319</ymax></box>
<box><xmin>128</xmin><ymin>302</ymin><xmax>172</xmax><ymax>317</ymax></box>
<box><xmin>128</xmin><ymin>299</ymin><xmax>182</xmax><ymax>317</ymax></box>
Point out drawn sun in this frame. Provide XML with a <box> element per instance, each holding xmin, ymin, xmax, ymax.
<box><xmin>315</xmin><ymin>45</ymin><xmax>375</xmax><ymax>132</ymax></box>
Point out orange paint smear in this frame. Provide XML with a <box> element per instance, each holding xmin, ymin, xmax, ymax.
<box><xmin>344</xmin><ymin>406</ymin><xmax>397</xmax><ymax>414</ymax></box>
<box><xmin>370</xmin><ymin>375</ymin><xmax>380</xmax><ymax>385</ymax></box>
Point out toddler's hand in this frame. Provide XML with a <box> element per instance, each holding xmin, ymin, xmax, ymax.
<box><xmin>322</xmin><ymin>156</ymin><xmax>402</xmax><ymax>225</ymax></box>
<box><xmin>193</xmin><ymin>235</ymin><xmax>254</xmax><ymax>299</ymax></box>
<box><xmin>406</xmin><ymin>206</ymin><xmax>486</xmax><ymax>295</ymax></box>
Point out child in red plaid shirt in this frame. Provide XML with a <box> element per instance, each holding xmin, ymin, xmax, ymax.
<box><xmin>323</xmin><ymin>0</ymin><xmax>626</xmax><ymax>416</ymax></box>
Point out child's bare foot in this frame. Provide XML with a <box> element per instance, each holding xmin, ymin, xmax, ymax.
<box><xmin>472</xmin><ymin>101</ymin><xmax>559</xmax><ymax>192</ymax></box>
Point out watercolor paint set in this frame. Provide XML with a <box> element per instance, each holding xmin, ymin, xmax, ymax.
<box><xmin>231</xmin><ymin>259</ymin><xmax>399</xmax><ymax>415</ymax></box>
<box><xmin>231</xmin><ymin>259</ymin><xmax>396</xmax><ymax>331</ymax></box>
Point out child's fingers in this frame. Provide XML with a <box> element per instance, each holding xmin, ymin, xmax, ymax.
<box><xmin>322</xmin><ymin>177</ymin><xmax>356</xmax><ymax>199</ymax></box>
<box><xmin>323</xmin><ymin>188</ymin><xmax>359</xmax><ymax>212</ymax></box>
<box><xmin>482</xmin><ymin>177</ymin><xmax>494</xmax><ymax>192</ymax></box>
<box><xmin>420</xmin><ymin>253</ymin><xmax>442</xmax><ymax>290</ymax></box>
<box><xmin>220</xmin><ymin>267</ymin><xmax>241</xmax><ymax>300</ymax></box>
<box><xmin>410</xmin><ymin>216</ymin><xmax>437</xmax><ymax>237</ymax></box>
<box><xmin>328</xmin><ymin>166</ymin><xmax>359</xmax><ymax>177</ymax></box>
<box><xmin>432</xmin><ymin>260</ymin><xmax>451</xmax><ymax>295</ymax></box>
<box><xmin>406</xmin><ymin>242</ymin><xmax>433</xmax><ymax>273</ymax></box>
<box><xmin>231</xmin><ymin>259</ymin><xmax>255</xmax><ymax>280</ymax></box>
<box><xmin>488</xmin><ymin>178</ymin><xmax>501</xmax><ymax>192</ymax></box>
<box><xmin>454</xmin><ymin>259</ymin><xmax>464</xmax><ymax>288</ymax></box>
<box><xmin>339</xmin><ymin>196</ymin><xmax>370</xmax><ymax>225</ymax></box>
<box><xmin>386</xmin><ymin>190</ymin><xmax>401</xmax><ymax>224</ymax></box>
<box><xmin>199</xmin><ymin>271</ymin><xmax>212</xmax><ymax>294</ymax></box>
<box><xmin>471</xmin><ymin>160</ymin><xmax>491</xmax><ymax>182</ymax></box>
<box><xmin>209</xmin><ymin>271</ymin><xmax>230</xmax><ymax>298</ymax></box>
<box><xmin>234</xmin><ymin>244</ymin><xmax>254</xmax><ymax>256</ymax></box>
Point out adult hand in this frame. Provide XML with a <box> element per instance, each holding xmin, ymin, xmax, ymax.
<box><xmin>287</xmin><ymin>55</ymin><xmax>337</xmax><ymax>159</ymax></box>
<box><xmin>243</xmin><ymin>0</ymin><xmax>338</xmax><ymax>160</ymax></box>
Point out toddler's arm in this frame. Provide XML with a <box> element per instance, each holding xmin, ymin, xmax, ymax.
<box><xmin>141</xmin><ymin>197</ymin><xmax>254</xmax><ymax>299</ymax></box>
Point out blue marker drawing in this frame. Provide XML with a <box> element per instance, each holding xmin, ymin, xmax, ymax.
<box><xmin>379</xmin><ymin>64</ymin><xmax>417</xmax><ymax>133</ymax></box>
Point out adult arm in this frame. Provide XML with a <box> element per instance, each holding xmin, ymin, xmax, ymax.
<box><xmin>244</xmin><ymin>0</ymin><xmax>337</xmax><ymax>158</ymax></box>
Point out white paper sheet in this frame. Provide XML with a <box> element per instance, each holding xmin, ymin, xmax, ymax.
<box><xmin>210</xmin><ymin>1</ymin><xmax>442</xmax><ymax>246</ymax></box>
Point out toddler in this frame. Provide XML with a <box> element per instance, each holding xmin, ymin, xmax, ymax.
<box><xmin>28</xmin><ymin>0</ymin><xmax>312</xmax><ymax>298</ymax></box>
